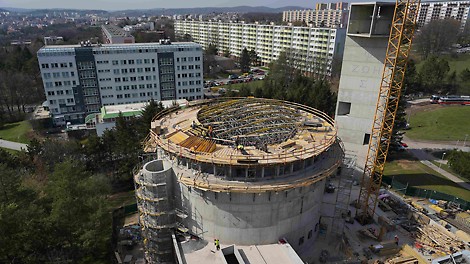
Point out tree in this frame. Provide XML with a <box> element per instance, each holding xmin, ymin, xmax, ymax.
<box><xmin>206</xmin><ymin>43</ymin><xmax>218</xmax><ymax>56</ymax></box>
<box><xmin>240</xmin><ymin>47</ymin><xmax>251</xmax><ymax>73</ymax></box>
<box><xmin>414</xmin><ymin>19</ymin><xmax>461</xmax><ymax>59</ymax></box>
<box><xmin>419</xmin><ymin>56</ymin><xmax>450</xmax><ymax>93</ymax></box>
<box><xmin>402</xmin><ymin>59</ymin><xmax>421</xmax><ymax>95</ymax></box>
<box><xmin>460</xmin><ymin>68</ymin><xmax>470</xmax><ymax>82</ymax></box>
<box><xmin>45</xmin><ymin>160</ymin><xmax>111</xmax><ymax>261</ymax></box>
<box><xmin>447</xmin><ymin>150</ymin><xmax>470</xmax><ymax>181</ymax></box>
<box><xmin>223</xmin><ymin>48</ymin><xmax>230</xmax><ymax>57</ymax></box>
<box><xmin>137</xmin><ymin>99</ymin><xmax>164</xmax><ymax>138</ymax></box>
<box><xmin>248</xmin><ymin>49</ymin><xmax>259</xmax><ymax>66</ymax></box>
<box><xmin>239</xmin><ymin>85</ymin><xmax>252</xmax><ymax>97</ymax></box>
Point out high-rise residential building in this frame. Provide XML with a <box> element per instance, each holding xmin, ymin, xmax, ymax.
<box><xmin>37</xmin><ymin>41</ymin><xmax>203</xmax><ymax>126</ymax></box>
<box><xmin>101</xmin><ymin>24</ymin><xmax>135</xmax><ymax>44</ymax></box>
<box><xmin>417</xmin><ymin>1</ymin><xmax>470</xmax><ymax>29</ymax></box>
<box><xmin>282</xmin><ymin>2</ymin><xmax>349</xmax><ymax>28</ymax></box>
<box><xmin>174</xmin><ymin>20</ymin><xmax>346</xmax><ymax>76</ymax></box>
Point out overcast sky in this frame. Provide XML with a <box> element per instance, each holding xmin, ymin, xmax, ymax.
<box><xmin>0</xmin><ymin>0</ymin><xmax>314</xmax><ymax>10</ymax></box>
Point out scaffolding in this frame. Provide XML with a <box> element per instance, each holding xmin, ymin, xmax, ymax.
<box><xmin>197</xmin><ymin>98</ymin><xmax>301</xmax><ymax>146</ymax></box>
<box><xmin>134</xmin><ymin>161</ymin><xmax>176</xmax><ymax>264</ymax></box>
<box><xmin>332</xmin><ymin>148</ymin><xmax>357</xmax><ymax>237</ymax></box>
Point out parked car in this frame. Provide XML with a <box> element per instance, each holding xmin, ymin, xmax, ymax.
<box><xmin>400</xmin><ymin>142</ymin><xmax>408</xmax><ymax>148</ymax></box>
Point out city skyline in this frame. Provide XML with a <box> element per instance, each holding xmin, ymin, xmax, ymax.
<box><xmin>0</xmin><ymin>0</ymin><xmax>314</xmax><ymax>10</ymax></box>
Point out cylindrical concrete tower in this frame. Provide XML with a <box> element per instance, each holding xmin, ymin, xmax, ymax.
<box><xmin>138</xmin><ymin>98</ymin><xmax>343</xmax><ymax>260</ymax></box>
<box><xmin>135</xmin><ymin>160</ymin><xmax>175</xmax><ymax>263</ymax></box>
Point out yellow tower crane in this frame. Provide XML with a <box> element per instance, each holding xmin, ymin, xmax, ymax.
<box><xmin>356</xmin><ymin>0</ymin><xmax>421</xmax><ymax>224</ymax></box>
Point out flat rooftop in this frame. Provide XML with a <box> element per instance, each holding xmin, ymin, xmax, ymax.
<box><xmin>101</xmin><ymin>99</ymin><xmax>188</xmax><ymax>119</ymax></box>
<box><xmin>181</xmin><ymin>238</ymin><xmax>304</xmax><ymax>264</ymax></box>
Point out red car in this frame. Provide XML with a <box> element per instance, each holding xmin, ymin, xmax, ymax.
<box><xmin>400</xmin><ymin>142</ymin><xmax>408</xmax><ymax>148</ymax></box>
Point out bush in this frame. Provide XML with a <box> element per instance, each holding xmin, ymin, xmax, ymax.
<box><xmin>447</xmin><ymin>150</ymin><xmax>470</xmax><ymax>180</ymax></box>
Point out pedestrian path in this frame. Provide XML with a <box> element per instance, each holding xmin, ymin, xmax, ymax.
<box><xmin>0</xmin><ymin>139</ymin><xmax>27</xmax><ymax>151</ymax></box>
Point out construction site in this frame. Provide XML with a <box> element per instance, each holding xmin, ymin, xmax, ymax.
<box><xmin>135</xmin><ymin>97</ymin><xmax>343</xmax><ymax>263</ymax></box>
<box><xmin>132</xmin><ymin>98</ymin><xmax>470</xmax><ymax>264</ymax></box>
<box><xmin>128</xmin><ymin>0</ymin><xmax>470</xmax><ymax>263</ymax></box>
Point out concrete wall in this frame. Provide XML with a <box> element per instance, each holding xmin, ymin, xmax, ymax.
<box><xmin>137</xmin><ymin>160</ymin><xmax>176</xmax><ymax>263</ymax></box>
<box><xmin>335</xmin><ymin>35</ymin><xmax>388</xmax><ymax>169</ymax></box>
<box><xmin>175</xmin><ymin>178</ymin><xmax>326</xmax><ymax>251</ymax></box>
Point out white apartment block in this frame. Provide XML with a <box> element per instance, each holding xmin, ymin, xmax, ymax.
<box><xmin>174</xmin><ymin>20</ymin><xmax>346</xmax><ymax>75</ymax></box>
<box><xmin>37</xmin><ymin>42</ymin><xmax>203</xmax><ymax>126</ymax></box>
<box><xmin>282</xmin><ymin>2</ymin><xmax>349</xmax><ymax>28</ymax></box>
<box><xmin>417</xmin><ymin>1</ymin><xmax>470</xmax><ymax>29</ymax></box>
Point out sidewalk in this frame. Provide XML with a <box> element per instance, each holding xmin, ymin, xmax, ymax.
<box><xmin>405</xmin><ymin>139</ymin><xmax>470</xmax><ymax>191</ymax></box>
<box><xmin>0</xmin><ymin>139</ymin><xmax>28</xmax><ymax>151</ymax></box>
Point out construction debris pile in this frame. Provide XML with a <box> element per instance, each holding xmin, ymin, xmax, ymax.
<box><xmin>413</xmin><ymin>224</ymin><xmax>466</xmax><ymax>257</ymax></box>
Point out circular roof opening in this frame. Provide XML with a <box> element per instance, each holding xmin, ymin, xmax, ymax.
<box><xmin>197</xmin><ymin>98</ymin><xmax>300</xmax><ymax>146</ymax></box>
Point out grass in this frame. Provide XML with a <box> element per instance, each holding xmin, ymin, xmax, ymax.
<box><xmin>220</xmin><ymin>79</ymin><xmax>265</xmax><ymax>92</ymax></box>
<box><xmin>384</xmin><ymin>159</ymin><xmax>470</xmax><ymax>201</ymax></box>
<box><xmin>0</xmin><ymin>148</ymin><xmax>20</xmax><ymax>155</ymax></box>
<box><xmin>108</xmin><ymin>190</ymin><xmax>136</xmax><ymax>210</ymax></box>
<box><xmin>416</xmin><ymin>53</ymin><xmax>470</xmax><ymax>75</ymax></box>
<box><xmin>406</xmin><ymin>105</ymin><xmax>470</xmax><ymax>141</ymax></box>
<box><xmin>415</xmin><ymin>53</ymin><xmax>470</xmax><ymax>94</ymax></box>
<box><xmin>0</xmin><ymin>121</ymin><xmax>32</xmax><ymax>144</ymax></box>
<box><xmin>429</xmin><ymin>160</ymin><xmax>470</xmax><ymax>183</ymax></box>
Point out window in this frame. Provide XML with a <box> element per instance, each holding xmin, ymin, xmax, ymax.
<box><xmin>363</xmin><ymin>133</ymin><xmax>371</xmax><ymax>145</ymax></box>
<box><xmin>308</xmin><ymin>230</ymin><xmax>313</xmax><ymax>239</ymax></box>
<box><xmin>41</xmin><ymin>63</ymin><xmax>49</xmax><ymax>69</ymax></box>
<box><xmin>69</xmin><ymin>62</ymin><xmax>73</xmax><ymax>67</ymax></box>
<box><xmin>112</xmin><ymin>60</ymin><xmax>119</xmax><ymax>65</ymax></box>
<box><xmin>337</xmin><ymin>101</ymin><xmax>351</xmax><ymax>115</ymax></box>
<box><xmin>53</xmin><ymin>72</ymin><xmax>60</xmax><ymax>78</ymax></box>
<box><xmin>62</xmin><ymin>72</ymin><xmax>69</xmax><ymax>78</ymax></box>
<box><xmin>122</xmin><ymin>69</ymin><xmax>128</xmax><ymax>74</ymax></box>
<box><xmin>299</xmin><ymin>236</ymin><xmax>304</xmax><ymax>246</ymax></box>
<box><xmin>120</xmin><ymin>60</ymin><xmax>127</xmax><ymax>65</ymax></box>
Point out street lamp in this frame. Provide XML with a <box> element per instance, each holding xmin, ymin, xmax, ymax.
<box><xmin>439</xmin><ymin>152</ymin><xmax>446</xmax><ymax>173</ymax></box>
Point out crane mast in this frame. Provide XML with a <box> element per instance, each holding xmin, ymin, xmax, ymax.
<box><xmin>356</xmin><ymin>0</ymin><xmax>420</xmax><ymax>224</ymax></box>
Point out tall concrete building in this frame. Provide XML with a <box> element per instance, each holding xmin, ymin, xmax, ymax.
<box><xmin>101</xmin><ymin>24</ymin><xmax>135</xmax><ymax>44</ymax></box>
<box><xmin>283</xmin><ymin>2</ymin><xmax>349</xmax><ymax>28</ymax></box>
<box><xmin>335</xmin><ymin>2</ymin><xmax>396</xmax><ymax>169</ymax></box>
<box><xmin>417</xmin><ymin>0</ymin><xmax>470</xmax><ymax>29</ymax></box>
<box><xmin>37</xmin><ymin>42</ymin><xmax>203</xmax><ymax>126</ymax></box>
<box><xmin>174</xmin><ymin>20</ymin><xmax>346</xmax><ymax>75</ymax></box>
<box><xmin>135</xmin><ymin>98</ymin><xmax>343</xmax><ymax>262</ymax></box>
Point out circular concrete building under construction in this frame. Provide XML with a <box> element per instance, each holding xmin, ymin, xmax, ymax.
<box><xmin>135</xmin><ymin>98</ymin><xmax>343</xmax><ymax>262</ymax></box>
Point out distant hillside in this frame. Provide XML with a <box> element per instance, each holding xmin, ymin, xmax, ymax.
<box><xmin>1</xmin><ymin>7</ymin><xmax>34</xmax><ymax>12</ymax></box>
<box><xmin>110</xmin><ymin>6</ymin><xmax>304</xmax><ymax>16</ymax></box>
<box><xmin>0</xmin><ymin>5</ymin><xmax>300</xmax><ymax>17</ymax></box>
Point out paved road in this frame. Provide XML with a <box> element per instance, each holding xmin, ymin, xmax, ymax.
<box><xmin>404</xmin><ymin>136</ymin><xmax>470</xmax><ymax>191</ymax></box>
<box><xmin>0</xmin><ymin>139</ymin><xmax>28</xmax><ymax>151</ymax></box>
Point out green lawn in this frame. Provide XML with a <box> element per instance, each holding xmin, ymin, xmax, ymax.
<box><xmin>406</xmin><ymin>106</ymin><xmax>470</xmax><ymax>141</ymax></box>
<box><xmin>220</xmin><ymin>79</ymin><xmax>265</xmax><ymax>92</ymax></box>
<box><xmin>384</xmin><ymin>160</ymin><xmax>470</xmax><ymax>201</ymax></box>
<box><xmin>416</xmin><ymin>54</ymin><xmax>470</xmax><ymax>75</ymax></box>
<box><xmin>108</xmin><ymin>190</ymin><xmax>136</xmax><ymax>210</ymax></box>
<box><xmin>0</xmin><ymin>121</ymin><xmax>32</xmax><ymax>143</ymax></box>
